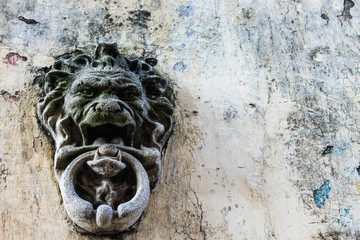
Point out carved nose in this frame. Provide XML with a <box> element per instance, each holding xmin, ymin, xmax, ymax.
<box><xmin>95</xmin><ymin>100</ymin><xmax>122</xmax><ymax>113</ymax></box>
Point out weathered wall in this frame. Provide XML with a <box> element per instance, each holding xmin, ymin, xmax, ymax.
<box><xmin>1</xmin><ymin>0</ymin><xmax>360</xmax><ymax>239</ymax></box>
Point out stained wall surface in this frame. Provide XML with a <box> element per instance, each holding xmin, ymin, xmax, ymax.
<box><xmin>1</xmin><ymin>0</ymin><xmax>360</xmax><ymax>239</ymax></box>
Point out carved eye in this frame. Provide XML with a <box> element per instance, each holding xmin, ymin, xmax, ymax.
<box><xmin>147</xmin><ymin>93</ymin><xmax>158</xmax><ymax>100</ymax></box>
<box><xmin>80</xmin><ymin>89</ymin><xmax>94</xmax><ymax>97</ymax></box>
<box><xmin>121</xmin><ymin>92</ymin><xmax>135</xmax><ymax>101</ymax></box>
<box><xmin>120</xmin><ymin>90</ymin><xmax>141</xmax><ymax>101</ymax></box>
<box><xmin>146</xmin><ymin>89</ymin><xmax>161</xmax><ymax>100</ymax></box>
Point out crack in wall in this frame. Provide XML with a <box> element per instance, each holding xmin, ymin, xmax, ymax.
<box><xmin>190</xmin><ymin>188</ymin><xmax>206</xmax><ymax>240</ymax></box>
<box><xmin>18</xmin><ymin>16</ymin><xmax>40</xmax><ymax>25</ymax></box>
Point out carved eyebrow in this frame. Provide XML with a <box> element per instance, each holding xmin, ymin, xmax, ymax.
<box><xmin>110</xmin><ymin>74</ymin><xmax>138</xmax><ymax>83</ymax></box>
<box><xmin>111</xmin><ymin>82</ymin><xmax>142</xmax><ymax>92</ymax></box>
<box><xmin>71</xmin><ymin>80</ymin><xmax>103</xmax><ymax>92</ymax></box>
<box><xmin>87</xmin><ymin>73</ymin><xmax>105</xmax><ymax>78</ymax></box>
<box><xmin>88</xmin><ymin>71</ymin><xmax>134</xmax><ymax>79</ymax></box>
<box><xmin>78</xmin><ymin>72</ymin><xmax>136</xmax><ymax>84</ymax></box>
<box><xmin>111</xmin><ymin>76</ymin><xmax>136</xmax><ymax>84</ymax></box>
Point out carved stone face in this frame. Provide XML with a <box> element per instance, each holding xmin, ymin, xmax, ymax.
<box><xmin>37</xmin><ymin>43</ymin><xmax>174</xmax><ymax>234</ymax></box>
<box><xmin>64</xmin><ymin>70</ymin><xmax>148</xmax><ymax>146</ymax></box>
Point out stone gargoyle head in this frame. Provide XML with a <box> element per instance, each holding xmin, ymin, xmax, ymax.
<box><xmin>37</xmin><ymin>43</ymin><xmax>174</xmax><ymax>233</ymax></box>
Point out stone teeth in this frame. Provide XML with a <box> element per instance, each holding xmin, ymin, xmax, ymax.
<box><xmin>93</xmin><ymin>137</ymin><xmax>109</xmax><ymax>144</ymax></box>
<box><xmin>111</xmin><ymin>137</ymin><xmax>124</xmax><ymax>145</ymax></box>
<box><xmin>93</xmin><ymin>137</ymin><xmax>125</xmax><ymax>145</ymax></box>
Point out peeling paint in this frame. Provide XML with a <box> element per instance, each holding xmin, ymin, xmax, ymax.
<box><xmin>335</xmin><ymin>209</ymin><xmax>354</xmax><ymax>229</ymax></box>
<box><xmin>0</xmin><ymin>90</ymin><xmax>23</xmax><ymax>101</ymax></box>
<box><xmin>4</xmin><ymin>53</ymin><xmax>27</xmax><ymax>66</ymax></box>
<box><xmin>313</xmin><ymin>180</ymin><xmax>331</xmax><ymax>209</ymax></box>
<box><xmin>338</xmin><ymin>0</ymin><xmax>355</xmax><ymax>22</ymax></box>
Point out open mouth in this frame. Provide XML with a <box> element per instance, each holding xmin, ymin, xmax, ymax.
<box><xmin>83</xmin><ymin>123</ymin><xmax>134</xmax><ymax>146</ymax></box>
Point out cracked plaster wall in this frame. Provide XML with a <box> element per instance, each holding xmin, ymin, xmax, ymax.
<box><xmin>1</xmin><ymin>0</ymin><xmax>360</xmax><ymax>239</ymax></box>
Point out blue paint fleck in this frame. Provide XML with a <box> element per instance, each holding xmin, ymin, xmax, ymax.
<box><xmin>344</xmin><ymin>167</ymin><xmax>359</xmax><ymax>180</ymax></box>
<box><xmin>313</xmin><ymin>180</ymin><xmax>331</xmax><ymax>209</ymax></box>
<box><xmin>349</xmin><ymin>169</ymin><xmax>357</xmax><ymax>179</ymax></box>
<box><xmin>335</xmin><ymin>209</ymin><xmax>353</xmax><ymax>229</ymax></box>
<box><xmin>334</xmin><ymin>147</ymin><xmax>346</xmax><ymax>156</ymax></box>
<box><xmin>173</xmin><ymin>60</ymin><xmax>189</xmax><ymax>72</ymax></box>
<box><xmin>176</xmin><ymin>5</ymin><xmax>194</xmax><ymax>18</ymax></box>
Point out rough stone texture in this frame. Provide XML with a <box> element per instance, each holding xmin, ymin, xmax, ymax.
<box><xmin>35</xmin><ymin>42</ymin><xmax>173</xmax><ymax>233</ymax></box>
<box><xmin>1</xmin><ymin>0</ymin><xmax>360</xmax><ymax>239</ymax></box>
